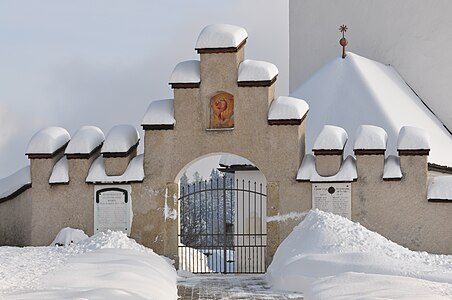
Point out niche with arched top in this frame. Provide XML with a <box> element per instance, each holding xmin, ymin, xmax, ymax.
<box><xmin>210</xmin><ymin>92</ymin><xmax>234</xmax><ymax>129</ymax></box>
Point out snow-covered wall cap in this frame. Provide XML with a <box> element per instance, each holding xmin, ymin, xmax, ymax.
<box><xmin>268</xmin><ymin>96</ymin><xmax>309</xmax><ymax>124</ymax></box>
<box><xmin>354</xmin><ymin>125</ymin><xmax>388</xmax><ymax>153</ymax></box>
<box><xmin>86</xmin><ymin>154</ymin><xmax>144</xmax><ymax>183</ymax></box>
<box><xmin>397</xmin><ymin>126</ymin><xmax>430</xmax><ymax>154</ymax></box>
<box><xmin>428</xmin><ymin>176</ymin><xmax>452</xmax><ymax>201</ymax></box>
<box><xmin>169</xmin><ymin>60</ymin><xmax>200</xmax><ymax>88</ymax></box>
<box><xmin>142</xmin><ymin>99</ymin><xmax>175</xmax><ymax>130</ymax></box>
<box><xmin>49</xmin><ymin>157</ymin><xmax>69</xmax><ymax>184</ymax></box>
<box><xmin>313</xmin><ymin>125</ymin><xmax>348</xmax><ymax>153</ymax></box>
<box><xmin>101</xmin><ymin>125</ymin><xmax>139</xmax><ymax>156</ymax></box>
<box><xmin>26</xmin><ymin>127</ymin><xmax>70</xmax><ymax>158</ymax></box>
<box><xmin>383</xmin><ymin>155</ymin><xmax>402</xmax><ymax>180</ymax></box>
<box><xmin>0</xmin><ymin>166</ymin><xmax>31</xmax><ymax>201</ymax></box>
<box><xmin>195</xmin><ymin>24</ymin><xmax>248</xmax><ymax>52</ymax></box>
<box><xmin>219</xmin><ymin>154</ymin><xmax>255</xmax><ymax>167</ymax></box>
<box><xmin>238</xmin><ymin>60</ymin><xmax>278</xmax><ymax>86</ymax></box>
<box><xmin>65</xmin><ymin>126</ymin><xmax>104</xmax><ymax>157</ymax></box>
<box><xmin>297</xmin><ymin>154</ymin><xmax>357</xmax><ymax>182</ymax></box>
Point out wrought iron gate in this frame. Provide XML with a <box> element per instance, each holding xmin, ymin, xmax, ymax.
<box><xmin>178</xmin><ymin>175</ymin><xmax>267</xmax><ymax>274</ymax></box>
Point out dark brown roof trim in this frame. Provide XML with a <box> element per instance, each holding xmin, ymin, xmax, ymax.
<box><xmin>383</xmin><ymin>177</ymin><xmax>402</xmax><ymax>182</ymax></box>
<box><xmin>268</xmin><ymin>113</ymin><xmax>308</xmax><ymax>126</ymax></box>
<box><xmin>26</xmin><ymin>142</ymin><xmax>69</xmax><ymax>159</ymax></box>
<box><xmin>66</xmin><ymin>143</ymin><xmax>103</xmax><ymax>159</ymax></box>
<box><xmin>354</xmin><ymin>149</ymin><xmax>386</xmax><ymax>155</ymax></box>
<box><xmin>313</xmin><ymin>149</ymin><xmax>344</xmax><ymax>155</ymax></box>
<box><xmin>102</xmin><ymin>141</ymin><xmax>139</xmax><ymax>158</ymax></box>
<box><xmin>196</xmin><ymin>39</ymin><xmax>247</xmax><ymax>54</ymax></box>
<box><xmin>268</xmin><ymin>119</ymin><xmax>302</xmax><ymax>126</ymax></box>
<box><xmin>169</xmin><ymin>82</ymin><xmax>200</xmax><ymax>89</ymax></box>
<box><xmin>398</xmin><ymin>149</ymin><xmax>430</xmax><ymax>156</ymax></box>
<box><xmin>0</xmin><ymin>183</ymin><xmax>32</xmax><ymax>204</ymax></box>
<box><xmin>142</xmin><ymin>124</ymin><xmax>175</xmax><ymax>131</ymax></box>
<box><xmin>428</xmin><ymin>163</ymin><xmax>452</xmax><ymax>174</ymax></box>
<box><xmin>238</xmin><ymin>76</ymin><xmax>277</xmax><ymax>87</ymax></box>
<box><xmin>86</xmin><ymin>180</ymin><xmax>144</xmax><ymax>185</ymax></box>
<box><xmin>428</xmin><ymin>198</ymin><xmax>452</xmax><ymax>203</ymax></box>
<box><xmin>295</xmin><ymin>178</ymin><xmax>310</xmax><ymax>182</ymax></box>
<box><xmin>310</xmin><ymin>179</ymin><xmax>357</xmax><ymax>183</ymax></box>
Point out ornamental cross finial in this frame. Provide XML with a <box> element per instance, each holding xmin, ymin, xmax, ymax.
<box><xmin>339</xmin><ymin>24</ymin><xmax>348</xmax><ymax>59</ymax></box>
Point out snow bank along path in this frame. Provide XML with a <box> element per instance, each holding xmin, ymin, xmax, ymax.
<box><xmin>0</xmin><ymin>230</ymin><xmax>177</xmax><ymax>300</ymax></box>
<box><xmin>267</xmin><ymin>209</ymin><xmax>452</xmax><ymax>299</ymax></box>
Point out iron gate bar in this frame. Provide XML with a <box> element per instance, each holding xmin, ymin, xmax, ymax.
<box><xmin>178</xmin><ymin>175</ymin><xmax>267</xmax><ymax>274</ymax></box>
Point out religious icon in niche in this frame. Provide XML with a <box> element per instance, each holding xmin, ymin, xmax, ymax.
<box><xmin>210</xmin><ymin>92</ymin><xmax>234</xmax><ymax>128</ymax></box>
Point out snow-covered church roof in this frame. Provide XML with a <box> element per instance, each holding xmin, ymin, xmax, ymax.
<box><xmin>291</xmin><ymin>52</ymin><xmax>452</xmax><ymax>168</ymax></box>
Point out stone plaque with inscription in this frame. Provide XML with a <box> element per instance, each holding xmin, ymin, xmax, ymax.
<box><xmin>94</xmin><ymin>185</ymin><xmax>132</xmax><ymax>235</ymax></box>
<box><xmin>312</xmin><ymin>183</ymin><xmax>351</xmax><ymax>219</ymax></box>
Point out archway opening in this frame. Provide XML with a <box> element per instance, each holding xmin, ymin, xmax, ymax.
<box><xmin>176</xmin><ymin>153</ymin><xmax>267</xmax><ymax>274</ymax></box>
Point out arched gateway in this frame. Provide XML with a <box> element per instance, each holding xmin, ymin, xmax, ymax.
<box><xmin>137</xmin><ymin>24</ymin><xmax>309</xmax><ymax>269</ymax></box>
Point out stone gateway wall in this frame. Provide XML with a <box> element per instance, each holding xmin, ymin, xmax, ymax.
<box><xmin>0</xmin><ymin>25</ymin><xmax>451</xmax><ymax>266</ymax></box>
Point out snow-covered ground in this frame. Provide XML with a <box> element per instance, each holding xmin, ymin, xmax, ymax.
<box><xmin>0</xmin><ymin>230</ymin><xmax>177</xmax><ymax>300</ymax></box>
<box><xmin>267</xmin><ymin>209</ymin><xmax>452</xmax><ymax>299</ymax></box>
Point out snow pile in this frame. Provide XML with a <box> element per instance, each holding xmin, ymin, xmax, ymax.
<box><xmin>398</xmin><ymin>125</ymin><xmax>430</xmax><ymax>150</ymax></box>
<box><xmin>195</xmin><ymin>24</ymin><xmax>247</xmax><ymax>49</ymax></box>
<box><xmin>51</xmin><ymin>227</ymin><xmax>88</xmax><ymax>246</ymax></box>
<box><xmin>65</xmin><ymin>125</ymin><xmax>104</xmax><ymax>155</ymax></box>
<box><xmin>313</xmin><ymin>125</ymin><xmax>348</xmax><ymax>151</ymax></box>
<box><xmin>267</xmin><ymin>209</ymin><xmax>452</xmax><ymax>299</ymax></box>
<box><xmin>354</xmin><ymin>125</ymin><xmax>388</xmax><ymax>150</ymax></box>
<box><xmin>268</xmin><ymin>96</ymin><xmax>309</xmax><ymax>121</ymax></box>
<box><xmin>142</xmin><ymin>99</ymin><xmax>175</xmax><ymax>126</ymax></box>
<box><xmin>0</xmin><ymin>166</ymin><xmax>31</xmax><ymax>199</ymax></box>
<box><xmin>169</xmin><ymin>60</ymin><xmax>200</xmax><ymax>84</ymax></box>
<box><xmin>1</xmin><ymin>230</ymin><xmax>177</xmax><ymax>299</ymax></box>
<box><xmin>383</xmin><ymin>155</ymin><xmax>402</xmax><ymax>180</ymax></box>
<box><xmin>86</xmin><ymin>154</ymin><xmax>144</xmax><ymax>183</ymax></box>
<box><xmin>238</xmin><ymin>59</ymin><xmax>278</xmax><ymax>82</ymax></box>
<box><xmin>291</xmin><ymin>52</ymin><xmax>452</xmax><ymax>167</ymax></box>
<box><xmin>101</xmin><ymin>125</ymin><xmax>139</xmax><ymax>154</ymax></box>
<box><xmin>178</xmin><ymin>246</ymin><xmax>211</xmax><ymax>273</ymax></box>
<box><xmin>297</xmin><ymin>154</ymin><xmax>357</xmax><ymax>182</ymax></box>
<box><xmin>26</xmin><ymin>126</ymin><xmax>70</xmax><ymax>155</ymax></box>
<box><xmin>49</xmin><ymin>157</ymin><xmax>69</xmax><ymax>184</ymax></box>
<box><xmin>428</xmin><ymin>176</ymin><xmax>452</xmax><ymax>201</ymax></box>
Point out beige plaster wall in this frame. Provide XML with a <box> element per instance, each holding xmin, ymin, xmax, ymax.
<box><xmin>29</xmin><ymin>154</ymin><xmax>99</xmax><ymax>245</ymax></box>
<box><xmin>139</xmin><ymin>47</ymin><xmax>308</xmax><ymax>263</ymax></box>
<box><xmin>0</xmin><ymin>189</ymin><xmax>32</xmax><ymax>246</ymax></box>
<box><xmin>352</xmin><ymin>154</ymin><xmax>452</xmax><ymax>254</ymax></box>
<box><xmin>315</xmin><ymin>154</ymin><xmax>343</xmax><ymax>177</ymax></box>
<box><xmin>104</xmin><ymin>149</ymin><xmax>136</xmax><ymax>176</ymax></box>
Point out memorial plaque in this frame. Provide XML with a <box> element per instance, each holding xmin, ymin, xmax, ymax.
<box><xmin>94</xmin><ymin>185</ymin><xmax>132</xmax><ymax>235</ymax></box>
<box><xmin>312</xmin><ymin>183</ymin><xmax>351</xmax><ymax>219</ymax></box>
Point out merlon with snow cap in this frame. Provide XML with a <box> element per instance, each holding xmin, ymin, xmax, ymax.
<box><xmin>26</xmin><ymin>127</ymin><xmax>70</xmax><ymax>158</ymax></box>
<box><xmin>195</xmin><ymin>24</ymin><xmax>248</xmax><ymax>53</ymax></box>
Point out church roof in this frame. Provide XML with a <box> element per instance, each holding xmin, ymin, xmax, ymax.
<box><xmin>291</xmin><ymin>52</ymin><xmax>452</xmax><ymax>168</ymax></box>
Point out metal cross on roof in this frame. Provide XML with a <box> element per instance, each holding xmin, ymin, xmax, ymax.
<box><xmin>339</xmin><ymin>24</ymin><xmax>348</xmax><ymax>59</ymax></box>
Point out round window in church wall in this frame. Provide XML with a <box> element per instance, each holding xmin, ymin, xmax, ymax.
<box><xmin>210</xmin><ymin>92</ymin><xmax>234</xmax><ymax>129</ymax></box>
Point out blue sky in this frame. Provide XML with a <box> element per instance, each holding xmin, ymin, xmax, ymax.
<box><xmin>0</xmin><ymin>1</ymin><xmax>289</xmax><ymax>178</ymax></box>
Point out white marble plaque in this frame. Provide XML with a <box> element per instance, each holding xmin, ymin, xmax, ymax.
<box><xmin>312</xmin><ymin>183</ymin><xmax>351</xmax><ymax>219</ymax></box>
<box><xmin>94</xmin><ymin>185</ymin><xmax>132</xmax><ymax>235</ymax></box>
